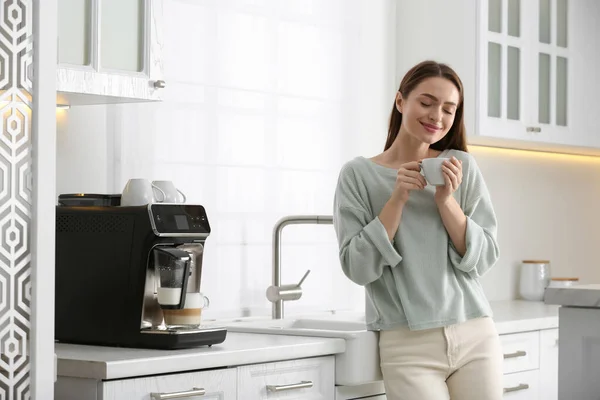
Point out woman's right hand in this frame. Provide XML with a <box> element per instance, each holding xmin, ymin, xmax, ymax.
<box><xmin>392</xmin><ymin>161</ymin><xmax>427</xmax><ymax>204</ymax></box>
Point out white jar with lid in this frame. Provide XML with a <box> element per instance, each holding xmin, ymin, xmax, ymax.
<box><xmin>519</xmin><ymin>260</ymin><xmax>551</xmax><ymax>301</ymax></box>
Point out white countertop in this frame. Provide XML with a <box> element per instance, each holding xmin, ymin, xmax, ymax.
<box><xmin>55</xmin><ymin>300</ymin><xmax>558</xmax><ymax>381</ymax></box>
<box><xmin>55</xmin><ymin>332</ymin><xmax>345</xmax><ymax>380</ymax></box>
<box><xmin>489</xmin><ymin>299</ymin><xmax>559</xmax><ymax>334</ymax></box>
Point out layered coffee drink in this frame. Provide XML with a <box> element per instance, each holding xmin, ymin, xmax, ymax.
<box><xmin>163</xmin><ymin>307</ymin><xmax>202</xmax><ymax>327</ymax></box>
<box><xmin>161</xmin><ymin>292</ymin><xmax>209</xmax><ymax>328</ymax></box>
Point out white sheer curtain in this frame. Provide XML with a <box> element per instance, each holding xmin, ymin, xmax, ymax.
<box><xmin>111</xmin><ymin>0</ymin><xmax>398</xmax><ymax>317</ymax></box>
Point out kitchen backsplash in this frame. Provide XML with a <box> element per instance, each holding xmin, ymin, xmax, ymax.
<box><xmin>56</xmin><ymin>0</ymin><xmax>600</xmax><ymax>319</ymax></box>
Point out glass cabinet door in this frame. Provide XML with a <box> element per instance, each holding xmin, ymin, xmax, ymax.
<box><xmin>483</xmin><ymin>0</ymin><xmax>525</xmax><ymax>138</ymax></box>
<box><xmin>535</xmin><ymin>0</ymin><xmax>568</xmax><ymax>129</ymax></box>
<box><xmin>58</xmin><ymin>0</ymin><xmax>92</xmax><ymax>66</ymax></box>
<box><xmin>100</xmin><ymin>0</ymin><xmax>145</xmax><ymax>72</ymax></box>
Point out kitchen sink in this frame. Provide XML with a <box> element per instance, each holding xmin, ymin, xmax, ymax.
<box><xmin>223</xmin><ymin>318</ymin><xmax>382</xmax><ymax>385</ymax></box>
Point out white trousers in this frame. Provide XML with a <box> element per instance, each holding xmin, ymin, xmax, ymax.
<box><xmin>379</xmin><ymin>316</ymin><xmax>504</xmax><ymax>400</ymax></box>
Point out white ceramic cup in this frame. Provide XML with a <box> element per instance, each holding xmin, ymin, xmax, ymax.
<box><xmin>420</xmin><ymin>158</ymin><xmax>449</xmax><ymax>186</ymax></box>
<box><xmin>121</xmin><ymin>179</ymin><xmax>166</xmax><ymax>206</ymax></box>
<box><xmin>152</xmin><ymin>180</ymin><xmax>187</xmax><ymax>203</ymax></box>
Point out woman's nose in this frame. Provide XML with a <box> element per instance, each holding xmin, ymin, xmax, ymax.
<box><xmin>429</xmin><ymin>108</ymin><xmax>442</xmax><ymax>122</ymax></box>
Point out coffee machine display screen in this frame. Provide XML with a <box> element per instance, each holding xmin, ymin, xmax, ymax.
<box><xmin>174</xmin><ymin>215</ymin><xmax>189</xmax><ymax>229</ymax></box>
<box><xmin>150</xmin><ymin>204</ymin><xmax>211</xmax><ymax>236</ymax></box>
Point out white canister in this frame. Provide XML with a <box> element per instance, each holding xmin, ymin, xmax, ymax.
<box><xmin>519</xmin><ymin>260</ymin><xmax>551</xmax><ymax>301</ymax></box>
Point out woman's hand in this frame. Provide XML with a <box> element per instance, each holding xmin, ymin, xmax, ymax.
<box><xmin>392</xmin><ymin>161</ymin><xmax>427</xmax><ymax>204</ymax></box>
<box><xmin>435</xmin><ymin>156</ymin><xmax>463</xmax><ymax>204</ymax></box>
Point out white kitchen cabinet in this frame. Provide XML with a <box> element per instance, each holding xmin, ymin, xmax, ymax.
<box><xmin>480</xmin><ymin>0</ymin><xmax>573</xmax><ymax>145</ymax></box>
<box><xmin>57</xmin><ymin>0</ymin><xmax>165</xmax><ymax>106</ymax></box>
<box><xmin>539</xmin><ymin>328</ymin><xmax>558</xmax><ymax>400</ymax></box>
<box><xmin>101</xmin><ymin>368</ymin><xmax>237</xmax><ymax>400</ymax></box>
<box><xmin>500</xmin><ymin>331</ymin><xmax>540</xmax><ymax>374</ymax></box>
<box><xmin>237</xmin><ymin>356</ymin><xmax>335</xmax><ymax>399</ymax></box>
<box><xmin>502</xmin><ymin>370</ymin><xmax>540</xmax><ymax>398</ymax></box>
<box><xmin>395</xmin><ymin>0</ymin><xmax>600</xmax><ymax>155</ymax></box>
<box><xmin>55</xmin><ymin>356</ymin><xmax>336</xmax><ymax>400</ymax></box>
<box><xmin>498</xmin><ymin>328</ymin><xmax>558</xmax><ymax>400</ymax></box>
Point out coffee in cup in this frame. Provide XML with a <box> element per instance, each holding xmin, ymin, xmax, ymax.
<box><xmin>162</xmin><ymin>292</ymin><xmax>209</xmax><ymax>328</ymax></box>
<box><xmin>420</xmin><ymin>158</ymin><xmax>449</xmax><ymax>186</ymax></box>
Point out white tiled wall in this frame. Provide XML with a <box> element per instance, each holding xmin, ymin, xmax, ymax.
<box><xmin>56</xmin><ymin>0</ymin><xmax>600</xmax><ymax>320</ymax></box>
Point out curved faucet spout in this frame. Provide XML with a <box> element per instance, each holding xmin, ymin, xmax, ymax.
<box><xmin>270</xmin><ymin>215</ymin><xmax>333</xmax><ymax>319</ymax></box>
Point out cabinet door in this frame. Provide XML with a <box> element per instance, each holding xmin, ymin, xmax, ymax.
<box><xmin>57</xmin><ymin>0</ymin><xmax>165</xmax><ymax>105</ymax></box>
<box><xmin>237</xmin><ymin>356</ymin><xmax>334</xmax><ymax>400</ymax></box>
<box><xmin>58</xmin><ymin>0</ymin><xmax>93</xmax><ymax>67</ymax></box>
<box><xmin>480</xmin><ymin>0</ymin><xmax>528</xmax><ymax>140</ymax></box>
<box><xmin>499</xmin><ymin>331</ymin><xmax>540</xmax><ymax>374</ymax></box>
<box><xmin>101</xmin><ymin>368</ymin><xmax>237</xmax><ymax>400</ymax></box>
<box><xmin>503</xmin><ymin>370</ymin><xmax>540</xmax><ymax>399</ymax></box>
<box><xmin>539</xmin><ymin>328</ymin><xmax>558</xmax><ymax>400</ymax></box>
<box><xmin>527</xmin><ymin>0</ymin><xmax>571</xmax><ymax>144</ymax></box>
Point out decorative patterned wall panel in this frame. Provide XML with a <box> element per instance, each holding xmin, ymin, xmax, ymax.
<box><xmin>0</xmin><ymin>0</ymin><xmax>33</xmax><ymax>399</ymax></box>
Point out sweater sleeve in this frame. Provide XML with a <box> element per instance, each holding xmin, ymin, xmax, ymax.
<box><xmin>448</xmin><ymin>156</ymin><xmax>500</xmax><ymax>278</ymax></box>
<box><xmin>333</xmin><ymin>164</ymin><xmax>403</xmax><ymax>286</ymax></box>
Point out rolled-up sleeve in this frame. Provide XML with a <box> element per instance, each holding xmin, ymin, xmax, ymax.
<box><xmin>333</xmin><ymin>165</ymin><xmax>403</xmax><ymax>286</ymax></box>
<box><xmin>335</xmin><ymin>207</ymin><xmax>402</xmax><ymax>285</ymax></box>
<box><xmin>448</xmin><ymin>159</ymin><xmax>500</xmax><ymax>278</ymax></box>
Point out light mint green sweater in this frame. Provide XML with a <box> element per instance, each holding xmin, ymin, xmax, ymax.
<box><xmin>333</xmin><ymin>149</ymin><xmax>500</xmax><ymax>331</ymax></box>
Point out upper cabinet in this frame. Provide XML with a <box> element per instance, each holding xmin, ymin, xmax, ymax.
<box><xmin>395</xmin><ymin>0</ymin><xmax>600</xmax><ymax>155</ymax></box>
<box><xmin>57</xmin><ymin>0</ymin><xmax>165</xmax><ymax>106</ymax></box>
<box><xmin>480</xmin><ymin>0</ymin><xmax>575</xmax><ymax>145</ymax></box>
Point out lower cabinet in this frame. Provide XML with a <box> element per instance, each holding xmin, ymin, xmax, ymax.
<box><xmin>499</xmin><ymin>328</ymin><xmax>558</xmax><ymax>400</ymax></box>
<box><xmin>502</xmin><ymin>370</ymin><xmax>540</xmax><ymax>399</ymax></box>
<box><xmin>55</xmin><ymin>356</ymin><xmax>335</xmax><ymax>400</ymax></box>
<box><xmin>102</xmin><ymin>368</ymin><xmax>237</xmax><ymax>400</ymax></box>
<box><xmin>237</xmin><ymin>357</ymin><xmax>334</xmax><ymax>399</ymax></box>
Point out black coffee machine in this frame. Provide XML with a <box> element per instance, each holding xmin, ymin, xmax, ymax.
<box><xmin>55</xmin><ymin>203</ymin><xmax>227</xmax><ymax>349</ymax></box>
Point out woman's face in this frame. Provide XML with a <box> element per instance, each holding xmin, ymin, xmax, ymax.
<box><xmin>396</xmin><ymin>77</ymin><xmax>460</xmax><ymax>145</ymax></box>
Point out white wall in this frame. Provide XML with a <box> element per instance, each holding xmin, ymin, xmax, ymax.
<box><xmin>56</xmin><ymin>0</ymin><xmax>600</xmax><ymax>320</ymax></box>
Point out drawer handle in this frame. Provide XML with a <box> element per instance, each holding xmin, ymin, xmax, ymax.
<box><xmin>503</xmin><ymin>383</ymin><xmax>529</xmax><ymax>393</ymax></box>
<box><xmin>266</xmin><ymin>380</ymin><xmax>313</xmax><ymax>392</ymax></box>
<box><xmin>150</xmin><ymin>387</ymin><xmax>205</xmax><ymax>399</ymax></box>
<box><xmin>503</xmin><ymin>350</ymin><xmax>527</xmax><ymax>359</ymax></box>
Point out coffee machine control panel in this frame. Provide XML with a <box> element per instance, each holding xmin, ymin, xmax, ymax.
<box><xmin>149</xmin><ymin>204</ymin><xmax>211</xmax><ymax>236</ymax></box>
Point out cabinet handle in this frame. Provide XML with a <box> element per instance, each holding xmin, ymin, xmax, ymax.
<box><xmin>503</xmin><ymin>350</ymin><xmax>527</xmax><ymax>359</ymax></box>
<box><xmin>266</xmin><ymin>380</ymin><xmax>313</xmax><ymax>392</ymax></box>
<box><xmin>153</xmin><ymin>80</ymin><xmax>166</xmax><ymax>89</ymax></box>
<box><xmin>503</xmin><ymin>383</ymin><xmax>530</xmax><ymax>393</ymax></box>
<box><xmin>150</xmin><ymin>387</ymin><xmax>205</xmax><ymax>399</ymax></box>
<box><xmin>526</xmin><ymin>126</ymin><xmax>541</xmax><ymax>133</ymax></box>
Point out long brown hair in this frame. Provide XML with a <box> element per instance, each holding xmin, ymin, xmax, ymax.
<box><xmin>384</xmin><ymin>60</ymin><xmax>468</xmax><ymax>152</ymax></box>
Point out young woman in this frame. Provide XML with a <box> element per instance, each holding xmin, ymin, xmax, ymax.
<box><xmin>333</xmin><ymin>60</ymin><xmax>502</xmax><ymax>399</ymax></box>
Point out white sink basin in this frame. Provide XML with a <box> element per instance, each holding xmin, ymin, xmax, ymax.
<box><xmin>223</xmin><ymin>318</ymin><xmax>382</xmax><ymax>386</ymax></box>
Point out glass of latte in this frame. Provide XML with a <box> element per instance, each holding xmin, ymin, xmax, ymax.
<box><xmin>161</xmin><ymin>292</ymin><xmax>209</xmax><ymax>329</ymax></box>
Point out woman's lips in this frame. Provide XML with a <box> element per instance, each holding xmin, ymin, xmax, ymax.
<box><xmin>420</xmin><ymin>122</ymin><xmax>441</xmax><ymax>133</ymax></box>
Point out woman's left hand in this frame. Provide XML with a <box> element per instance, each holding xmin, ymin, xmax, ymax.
<box><xmin>435</xmin><ymin>156</ymin><xmax>463</xmax><ymax>203</ymax></box>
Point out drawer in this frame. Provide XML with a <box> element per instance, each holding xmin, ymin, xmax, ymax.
<box><xmin>101</xmin><ymin>368</ymin><xmax>237</xmax><ymax>400</ymax></box>
<box><xmin>502</xmin><ymin>370</ymin><xmax>539</xmax><ymax>399</ymax></box>
<box><xmin>237</xmin><ymin>356</ymin><xmax>335</xmax><ymax>399</ymax></box>
<box><xmin>500</xmin><ymin>331</ymin><xmax>540</xmax><ymax>374</ymax></box>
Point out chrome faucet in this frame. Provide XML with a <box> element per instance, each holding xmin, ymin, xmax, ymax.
<box><xmin>265</xmin><ymin>215</ymin><xmax>334</xmax><ymax>319</ymax></box>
